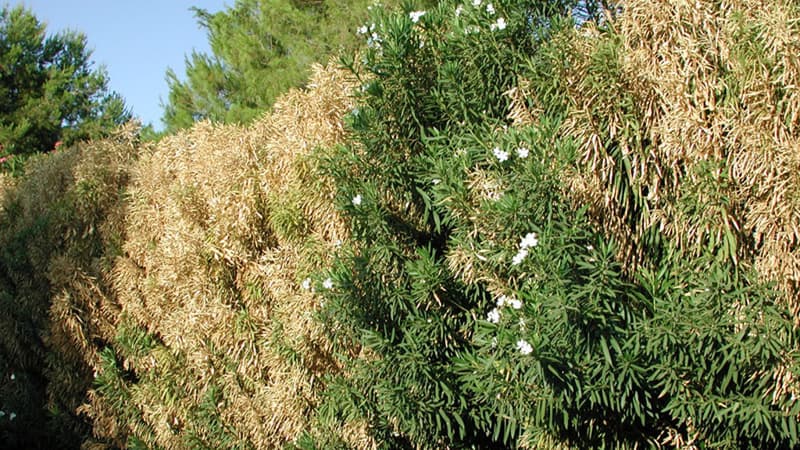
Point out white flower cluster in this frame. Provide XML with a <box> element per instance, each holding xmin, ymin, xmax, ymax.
<box><xmin>493</xmin><ymin>146</ymin><xmax>509</xmax><ymax>162</ymax></box>
<box><xmin>368</xmin><ymin>32</ymin><xmax>382</xmax><ymax>48</ymax></box>
<box><xmin>486</xmin><ymin>189</ymin><xmax>503</xmax><ymax>201</ymax></box>
<box><xmin>489</xmin><ymin>17</ymin><xmax>507</xmax><ymax>31</ymax></box>
<box><xmin>0</xmin><ymin>411</ymin><xmax>16</xmax><ymax>421</ymax></box>
<box><xmin>486</xmin><ymin>294</ymin><xmax>523</xmax><ymax>323</ymax></box>
<box><xmin>357</xmin><ymin>23</ymin><xmax>374</xmax><ymax>35</ymax></box>
<box><xmin>516</xmin><ymin>339</ymin><xmax>533</xmax><ymax>355</ymax></box>
<box><xmin>409</xmin><ymin>10</ymin><xmax>426</xmax><ymax>23</ymax></box>
<box><xmin>497</xmin><ymin>294</ymin><xmax>523</xmax><ymax>309</ymax></box>
<box><xmin>493</xmin><ymin>144</ymin><xmax>530</xmax><ymax>162</ymax></box>
<box><xmin>455</xmin><ymin>1</ymin><xmax>506</xmax><ymax>33</ymax></box>
<box><xmin>322</xmin><ymin>277</ymin><xmax>334</xmax><ymax>289</ymax></box>
<box><xmin>511</xmin><ymin>232</ymin><xmax>538</xmax><ymax>266</ymax></box>
<box><xmin>358</xmin><ymin>23</ymin><xmax>382</xmax><ymax>48</ymax></box>
<box><xmin>486</xmin><ymin>295</ymin><xmax>533</xmax><ymax>355</ymax></box>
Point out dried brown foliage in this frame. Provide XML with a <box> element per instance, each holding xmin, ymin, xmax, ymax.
<box><xmin>511</xmin><ymin>0</ymin><xmax>800</xmax><ymax>309</ymax></box>
<box><xmin>0</xmin><ymin>124</ymin><xmax>140</xmax><ymax>445</ymax></box>
<box><xmin>508</xmin><ymin>0</ymin><xmax>800</xmax><ymax>443</ymax></box>
<box><xmin>79</xmin><ymin>63</ymin><xmax>368</xmax><ymax>448</ymax></box>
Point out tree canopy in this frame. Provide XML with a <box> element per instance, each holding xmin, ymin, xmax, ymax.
<box><xmin>162</xmin><ymin>0</ymin><xmax>420</xmax><ymax>132</ymax></box>
<box><xmin>0</xmin><ymin>5</ymin><xmax>130</xmax><ymax>160</ymax></box>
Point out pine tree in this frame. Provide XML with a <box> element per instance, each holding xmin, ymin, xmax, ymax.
<box><xmin>162</xmin><ymin>0</ymin><xmax>425</xmax><ymax>132</ymax></box>
<box><xmin>0</xmin><ymin>5</ymin><xmax>130</xmax><ymax>161</ymax></box>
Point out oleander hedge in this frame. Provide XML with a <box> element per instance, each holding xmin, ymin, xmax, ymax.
<box><xmin>1</xmin><ymin>1</ymin><xmax>799</xmax><ymax>448</ymax></box>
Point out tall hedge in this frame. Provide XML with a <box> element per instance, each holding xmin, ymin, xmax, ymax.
<box><xmin>1</xmin><ymin>1</ymin><xmax>799</xmax><ymax>449</ymax></box>
<box><xmin>306</xmin><ymin>0</ymin><xmax>800</xmax><ymax>448</ymax></box>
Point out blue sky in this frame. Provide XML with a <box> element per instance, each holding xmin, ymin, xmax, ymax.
<box><xmin>12</xmin><ymin>0</ymin><xmax>229</xmax><ymax>130</ymax></box>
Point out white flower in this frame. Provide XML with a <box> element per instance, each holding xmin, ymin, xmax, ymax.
<box><xmin>322</xmin><ymin>278</ymin><xmax>334</xmax><ymax>289</ymax></box>
<box><xmin>493</xmin><ymin>147</ymin><xmax>509</xmax><ymax>162</ymax></box>
<box><xmin>0</xmin><ymin>411</ymin><xmax>4</xmax><ymax>418</ymax></box>
<box><xmin>472</xmin><ymin>0</ymin><xmax>482</xmax><ymax>6</ymax></box>
<box><xmin>520</xmin><ymin>232</ymin><xmax>538</xmax><ymax>249</ymax></box>
<box><xmin>511</xmin><ymin>248</ymin><xmax>528</xmax><ymax>265</ymax></box>
<box><xmin>301</xmin><ymin>278</ymin><xmax>312</xmax><ymax>290</ymax></box>
<box><xmin>465</xmin><ymin>25</ymin><xmax>480</xmax><ymax>34</ymax></box>
<box><xmin>517</xmin><ymin>339</ymin><xmax>533</xmax><ymax>355</ymax></box>
<box><xmin>9</xmin><ymin>412</ymin><xmax>16</xmax><ymax>421</ymax></box>
<box><xmin>352</xmin><ymin>194</ymin><xmax>362</xmax><ymax>206</ymax></box>
<box><xmin>490</xmin><ymin>17</ymin><xmax>507</xmax><ymax>31</ymax></box>
<box><xmin>10</xmin><ymin>373</ymin><xmax>14</xmax><ymax>380</ymax></box>
<box><xmin>334</xmin><ymin>239</ymin><xmax>342</xmax><ymax>247</ymax></box>
<box><xmin>516</xmin><ymin>146</ymin><xmax>529</xmax><ymax>158</ymax></box>
<box><xmin>455</xmin><ymin>5</ymin><xmax>464</xmax><ymax>16</ymax></box>
<box><xmin>357</xmin><ymin>25</ymin><xmax>369</xmax><ymax>35</ymax></box>
<box><xmin>518</xmin><ymin>318</ymin><xmax>526</xmax><ymax>329</ymax></box>
<box><xmin>409</xmin><ymin>10</ymin><xmax>426</xmax><ymax>23</ymax></box>
<box><xmin>486</xmin><ymin>3</ymin><xmax>495</xmax><ymax>14</ymax></box>
<box><xmin>487</xmin><ymin>190</ymin><xmax>502</xmax><ymax>201</ymax></box>
<box><xmin>368</xmin><ymin>32</ymin><xmax>382</xmax><ymax>48</ymax></box>
<box><xmin>509</xmin><ymin>298</ymin><xmax>523</xmax><ymax>309</ymax></box>
<box><xmin>487</xmin><ymin>308</ymin><xmax>501</xmax><ymax>323</ymax></box>
<box><xmin>496</xmin><ymin>295</ymin><xmax>508</xmax><ymax>307</ymax></box>
<box><xmin>587</xmin><ymin>244</ymin><xmax>594</xmax><ymax>251</ymax></box>
<box><xmin>491</xmin><ymin>336</ymin><xmax>498</xmax><ymax>348</ymax></box>
<box><xmin>432</xmin><ymin>178</ymin><xmax>441</xmax><ymax>185</ymax></box>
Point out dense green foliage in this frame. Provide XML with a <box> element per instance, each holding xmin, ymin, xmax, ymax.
<box><xmin>0</xmin><ymin>5</ymin><xmax>130</xmax><ymax>164</ymax></box>
<box><xmin>305</xmin><ymin>0</ymin><xmax>800</xmax><ymax>448</ymax></box>
<box><xmin>162</xmin><ymin>0</ymin><xmax>429</xmax><ymax>132</ymax></box>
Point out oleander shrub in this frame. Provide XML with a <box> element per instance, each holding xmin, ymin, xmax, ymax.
<box><xmin>0</xmin><ymin>125</ymin><xmax>140</xmax><ymax>449</ymax></box>
<box><xmin>80</xmin><ymin>63</ymin><xmax>363</xmax><ymax>449</ymax></box>
<box><xmin>1</xmin><ymin>0</ymin><xmax>799</xmax><ymax>448</ymax></box>
<box><xmin>305</xmin><ymin>0</ymin><xmax>800</xmax><ymax>448</ymax></box>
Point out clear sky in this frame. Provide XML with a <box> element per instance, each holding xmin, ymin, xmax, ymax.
<box><xmin>11</xmin><ymin>0</ymin><xmax>229</xmax><ymax>130</ymax></box>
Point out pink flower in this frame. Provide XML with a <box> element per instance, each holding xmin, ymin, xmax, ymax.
<box><xmin>0</xmin><ymin>156</ymin><xmax>8</xmax><ymax>164</ymax></box>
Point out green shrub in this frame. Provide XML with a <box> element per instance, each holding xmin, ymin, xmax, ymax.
<box><xmin>310</xmin><ymin>0</ymin><xmax>800</xmax><ymax>448</ymax></box>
